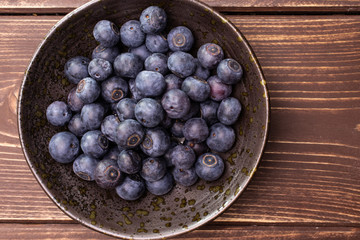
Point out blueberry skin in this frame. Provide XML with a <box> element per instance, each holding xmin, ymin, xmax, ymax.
<box><xmin>160</xmin><ymin>113</ymin><xmax>173</xmax><ymax>129</ymax></box>
<box><xmin>171</xmin><ymin>120</ymin><xmax>184</xmax><ymax>138</ymax></box>
<box><xmin>144</xmin><ymin>53</ymin><xmax>168</xmax><ymax>75</ymax></box>
<box><xmin>67</xmin><ymin>87</ymin><xmax>84</xmax><ymax>112</ymax></box>
<box><xmin>181</xmin><ymin>76</ymin><xmax>210</xmax><ymax>102</ymax></box>
<box><xmin>114</xmin><ymin>53</ymin><xmax>143</xmax><ymax>78</ymax></box>
<box><xmin>88</xmin><ymin>58</ymin><xmax>113</xmax><ymax>82</ymax></box>
<box><xmin>115</xmin><ymin>98</ymin><xmax>136</xmax><ymax>121</ymax></box>
<box><xmin>181</xmin><ymin>101</ymin><xmax>200</xmax><ymax>121</ymax></box>
<box><xmin>64</xmin><ymin>56</ymin><xmax>90</xmax><ymax>84</ymax></box>
<box><xmin>194</xmin><ymin>58</ymin><xmax>210</xmax><ymax>80</ymax></box>
<box><xmin>197</xmin><ymin>43</ymin><xmax>224</xmax><ymax>69</ymax></box>
<box><xmin>168</xmin><ymin>51</ymin><xmax>196</xmax><ymax>78</ymax></box>
<box><xmin>115</xmin><ymin>119</ymin><xmax>145</xmax><ymax>149</ymax></box>
<box><xmin>183</xmin><ymin>118</ymin><xmax>209</xmax><ymax>143</ymax></box>
<box><xmin>161</xmin><ymin>89</ymin><xmax>191</xmax><ymax>119</ymax></box>
<box><xmin>103</xmin><ymin>146</ymin><xmax>121</xmax><ymax>161</ymax></box>
<box><xmin>116</xmin><ymin>174</ymin><xmax>146</xmax><ymax>200</ymax></box>
<box><xmin>46</xmin><ymin>101</ymin><xmax>72</xmax><ymax>127</ymax></box>
<box><xmin>94</xmin><ymin>159</ymin><xmax>124</xmax><ymax>189</ymax></box>
<box><xmin>128</xmin><ymin>78</ymin><xmax>145</xmax><ymax>101</ymax></box>
<box><xmin>172</xmin><ymin>167</ymin><xmax>198</xmax><ymax>187</ymax></box>
<box><xmin>206</xmin><ymin>123</ymin><xmax>235</xmax><ymax>153</ymax></box>
<box><xmin>120</xmin><ymin>20</ymin><xmax>145</xmax><ymax>48</ymax></box>
<box><xmin>75</xmin><ymin>77</ymin><xmax>100</xmax><ymax>104</ymax></box>
<box><xmin>217</xmin><ymin>97</ymin><xmax>242</xmax><ymax>125</ymax></box>
<box><xmin>140</xmin><ymin>6</ymin><xmax>167</xmax><ymax>34</ymax></box>
<box><xmin>101</xmin><ymin>115</ymin><xmax>121</xmax><ymax>142</ymax></box>
<box><xmin>135</xmin><ymin>71</ymin><xmax>166</xmax><ymax>97</ymax></box>
<box><xmin>164</xmin><ymin>143</ymin><xmax>177</xmax><ymax>167</ymax></box>
<box><xmin>101</xmin><ymin>76</ymin><xmax>128</xmax><ymax>103</ymax></box>
<box><xmin>92</xmin><ymin>45</ymin><xmax>119</xmax><ymax>63</ymax></box>
<box><xmin>117</xmin><ymin>149</ymin><xmax>142</xmax><ymax>174</ymax></box>
<box><xmin>146</xmin><ymin>172</ymin><xmax>174</xmax><ymax>196</ymax></box>
<box><xmin>195</xmin><ymin>153</ymin><xmax>224</xmax><ymax>181</ymax></box>
<box><xmin>68</xmin><ymin>113</ymin><xmax>87</xmax><ymax>137</ymax></box>
<box><xmin>217</xmin><ymin>58</ymin><xmax>243</xmax><ymax>85</ymax></box>
<box><xmin>167</xmin><ymin>26</ymin><xmax>194</xmax><ymax>52</ymax></box>
<box><xmin>200</xmin><ymin>100</ymin><xmax>219</xmax><ymax>125</ymax></box>
<box><xmin>49</xmin><ymin>132</ymin><xmax>79</xmax><ymax>164</ymax></box>
<box><xmin>140</xmin><ymin>157</ymin><xmax>166</xmax><ymax>182</ymax></box>
<box><xmin>129</xmin><ymin>44</ymin><xmax>152</xmax><ymax>62</ymax></box>
<box><xmin>80</xmin><ymin>103</ymin><xmax>105</xmax><ymax>130</ymax></box>
<box><xmin>93</xmin><ymin>20</ymin><xmax>120</xmax><ymax>47</ymax></box>
<box><xmin>184</xmin><ymin>140</ymin><xmax>209</xmax><ymax>157</ymax></box>
<box><xmin>81</xmin><ymin>130</ymin><xmax>109</xmax><ymax>159</ymax></box>
<box><xmin>140</xmin><ymin>127</ymin><xmax>171</xmax><ymax>157</ymax></box>
<box><xmin>208</xmin><ymin>75</ymin><xmax>232</xmax><ymax>101</ymax></box>
<box><xmin>165</xmin><ymin>74</ymin><xmax>183</xmax><ymax>91</ymax></box>
<box><xmin>170</xmin><ymin>144</ymin><xmax>196</xmax><ymax>170</ymax></box>
<box><xmin>73</xmin><ymin>154</ymin><xmax>99</xmax><ymax>181</ymax></box>
<box><xmin>146</xmin><ymin>34</ymin><xmax>169</xmax><ymax>53</ymax></box>
<box><xmin>135</xmin><ymin>98</ymin><xmax>164</xmax><ymax>128</ymax></box>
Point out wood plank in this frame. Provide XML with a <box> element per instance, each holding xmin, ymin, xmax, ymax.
<box><xmin>1</xmin><ymin>0</ymin><xmax>360</xmax><ymax>13</ymax></box>
<box><xmin>0</xmin><ymin>15</ymin><xmax>359</xmax><ymax>225</ymax></box>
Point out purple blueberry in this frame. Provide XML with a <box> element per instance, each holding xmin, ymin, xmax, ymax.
<box><xmin>140</xmin><ymin>127</ymin><xmax>171</xmax><ymax>157</ymax></box>
<box><xmin>168</xmin><ymin>51</ymin><xmax>196</xmax><ymax>78</ymax></box>
<box><xmin>115</xmin><ymin>119</ymin><xmax>144</xmax><ymax>149</ymax></box>
<box><xmin>80</xmin><ymin>103</ymin><xmax>105</xmax><ymax>130</ymax></box>
<box><xmin>144</xmin><ymin>53</ymin><xmax>168</xmax><ymax>75</ymax></box>
<box><xmin>170</xmin><ymin>144</ymin><xmax>196</xmax><ymax>170</ymax></box>
<box><xmin>46</xmin><ymin>101</ymin><xmax>72</xmax><ymax>127</ymax></box>
<box><xmin>81</xmin><ymin>130</ymin><xmax>109</xmax><ymax>159</ymax></box>
<box><xmin>64</xmin><ymin>56</ymin><xmax>90</xmax><ymax>84</ymax></box>
<box><xmin>161</xmin><ymin>89</ymin><xmax>191</xmax><ymax>119</ymax></box>
<box><xmin>181</xmin><ymin>101</ymin><xmax>200</xmax><ymax>121</ymax></box>
<box><xmin>92</xmin><ymin>45</ymin><xmax>119</xmax><ymax>63</ymax></box>
<box><xmin>73</xmin><ymin>154</ymin><xmax>99</xmax><ymax>181</ymax></box>
<box><xmin>68</xmin><ymin>113</ymin><xmax>87</xmax><ymax>137</ymax></box>
<box><xmin>115</xmin><ymin>98</ymin><xmax>136</xmax><ymax>121</ymax></box>
<box><xmin>194</xmin><ymin>58</ymin><xmax>210</xmax><ymax>80</ymax></box>
<box><xmin>167</xmin><ymin>26</ymin><xmax>194</xmax><ymax>52</ymax></box>
<box><xmin>184</xmin><ymin>140</ymin><xmax>209</xmax><ymax>157</ymax></box>
<box><xmin>93</xmin><ymin>20</ymin><xmax>120</xmax><ymax>47</ymax></box>
<box><xmin>195</xmin><ymin>153</ymin><xmax>224</xmax><ymax>181</ymax></box>
<box><xmin>135</xmin><ymin>71</ymin><xmax>166</xmax><ymax>97</ymax></box>
<box><xmin>128</xmin><ymin>78</ymin><xmax>145</xmax><ymax>101</ymax></box>
<box><xmin>67</xmin><ymin>87</ymin><xmax>84</xmax><ymax>112</ymax></box>
<box><xmin>114</xmin><ymin>53</ymin><xmax>143</xmax><ymax>78</ymax></box>
<box><xmin>172</xmin><ymin>167</ymin><xmax>198</xmax><ymax>187</ymax></box>
<box><xmin>120</xmin><ymin>20</ymin><xmax>145</xmax><ymax>48</ymax></box>
<box><xmin>88</xmin><ymin>58</ymin><xmax>113</xmax><ymax>82</ymax></box>
<box><xmin>217</xmin><ymin>58</ymin><xmax>243</xmax><ymax>84</ymax></box>
<box><xmin>206</xmin><ymin>123</ymin><xmax>235</xmax><ymax>153</ymax></box>
<box><xmin>208</xmin><ymin>75</ymin><xmax>232</xmax><ymax>101</ymax></box>
<box><xmin>101</xmin><ymin>115</ymin><xmax>121</xmax><ymax>142</ymax></box>
<box><xmin>140</xmin><ymin>157</ymin><xmax>167</xmax><ymax>182</ymax></box>
<box><xmin>165</xmin><ymin>74</ymin><xmax>183</xmax><ymax>91</ymax></box>
<box><xmin>49</xmin><ymin>132</ymin><xmax>79</xmax><ymax>164</ymax></box>
<box><xmin>129</xmin><ymin>44</ymin><xmax>152</xmax><ymax>62</ymax></box>
<box><xmin>217</xmin><ymin>97</ymin><xmax>242</xmax><ymax>125</ymax></box>
<box><xmin>200</xmin><ymin>100</ymin><xmax>219</xmax><ymax>125</ymax></box>
<box><xmin>181</xmin><ymin>76</ymin><xmax>210</xmax><ymax>102</ymax></box>
<box><xmin>94</xmin><ymin>159</ymin><xmax>124</xmax><ymax>189</ymax></box>
<box><xmin>145</xmin><ymin>172</ymin><xmax>174</xmax><ymax>196</ymax></box>
<box><xmin>103</xmin><ymin>146</ymin><xmax>121</xmax><ymax>161</ymax></box>
<box><xmin>101</xmin><ymin>76</ymin><xmax>128</xmax><ymax>103</ymax></box>
<box><xmin>116</xmin><ymin>174</ymin><xmax>145</xmax><ymax>200</ymax></box>
<box><xmin>135</xmin><ymin>98</ymin><xmax>164</xmax><ymax>128</ymax></box>
<box><xmin>75</xmin><ymin>77</ymin><xmax>100</xmax><ymax>104</ymax></box>
<box><xmin>139</xmin><ymin>6</ymin><xmax>167</xmax><ymax>34</ymax></box>
<box><xmin>146</xmin><ymin>34</ymin><xmax>169</xmax><ymax>53</ymax></box>
<box><xmin>171</xmin><ymin>120</ymin><xmax>185</xmax><ymax>138</ymax></box>
<box><xmin>117</xmin><ymin>150</ymin><xmax>142</xmax><ymax>174</ymax></box>
<box><xmin>183</xmin><ymin>118</ymin><xmax>209</xmax><ymax>143</ymax></box>
<box><xmin>197</xmin><ymin>43</ymin><xmax>224</xmax><ymax>69</ymax></box>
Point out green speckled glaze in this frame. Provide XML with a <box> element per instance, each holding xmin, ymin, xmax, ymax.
<box><xmin>18</xmin><ymin>0</ymin><xmax>269</xmax><ymax>239</ymax></box>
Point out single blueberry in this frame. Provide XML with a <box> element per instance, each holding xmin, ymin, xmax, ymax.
<box><xmin>197</xmin><ymin>43</ymin><xmax>224</xmax><ymax>69</ymax></box>
<box><xmin>80</xmin><ymin>103</ymin><xmax>105</xmax><ymax>130</ymax></box>
<box><xmin>170</xmin><ymin>144</ymin><xmax>196</xmax><ymax>170</ymax></box>
<box><xmin>145</xmin><ymin>172</ymin><xmax>174</xmax><ymax>196</ymax></box>
<box><xmin>146</xmin><ymin>34</ymin><xmax>169</xmax><ymax>53</ymax></box>
<box><xmin>184</xmin><ymin>140</ymin><xmax>209</xmax><ymax>157</ymax></box>
<box><xmin>120</xmin><ymin>20</ymin><xmax>145</xmax><ymax>48</ymax></box>
<box><xmin>135</xmin><ymin>71</ymin><xmax>166</xmax><ymax>97</ymax></box>
<box><xmin>46</xmin><ymin>101</ymin><xmax>72</xmax><ymax>127</ymax></box>
<box><xmin>140</xmin><ymin>157</ymin><xmax>167</xmax><ymax>182</ymax></box>
<box><xmin>129</xmin><ymin>44</ymin><xmax>152</xmax><ymax>62</ymax></box>
<box><xmin>101</xmin><ymin>115</ymin><xmax>121</xmax><ymax>142</ymax></box>
<box><xmin>68</xmin><ymin>113</ymin><xmax>87</xmax><ymax>137</ymax></box>
<box><xmin>164</xmin><ymin>143</ymin><xmax>177</xmax><ymax>167</ymax></box>
<box><xmin>139</xmin><ymin>6</ymin><xmax>167</xmax><ymax>34</ymax></box>
<box><xmin>172</xmin><ymin>167</ymin><xmax>198</xmax><ymax>187</ymax></box>
<box><xmin>88</xmin><ymin>58</ymin><xmax>113</xmax><ymax>82</ymax></box>
<box><xmin>181</xmin><ymin>76</ymin><xmax>210</xmax><ymax>102</ymax></box>
<box><xmin>164</xmin><ymin>74</ymin><xmax>183</xmax><ymax>91</ymax></box>
<box><xmin>115</xmin><ymin>98</ymin><xmax>136</xmax><ymax>121</ymax></box>
<box><xmin>206</xmin><ymin>123</ymin><xmax>235</xmax><ymax>152</ymax></box>
<box><xmin>160</xmin><ymin>113</ymin><xmax>173</xmax><ymax>129</ymax></box>
<box><xmin>194</xmin><ymin>58</ymin><xmax>210</xmax><ymax>80</ymax></box>
<box><xmin>67</xmin><ymin>87</ymin><xmax>85</xmax><ymax>112</ymax></box>
<box><xmin>195</xmin><ymin>153</ymin><xmax>224</xmax><ymax>181</ymax></box>
<box><xmin>135</xmin><ymin>98</ymin><xmax>164</xmax><ymax>128</ymax></box>
<box><xmin>114</xmin><ymin>53</ymin><xmax>143</xmax><ymax>78</ymax></box>
<box><xmin>181</xmin><ymin>101</ymin><xmax>200</xmax><ymax>121</ymax></box>
<box><xmin>101</xmin><ymin>76</ymin><xmax>128</xmax><ymax>103</ymax></box>
<box><xmin>128</xmin><ymin>78</ymin><xmax>145</xmax><ymax>101</ymax></box>
<box><xmin>171</xmin><ymin>120</ymin><xmax>185</xmax><ymax>138</ymax></box>
<box><xmin>115</xmin><ymin>119</ymin><xmax>144</xmax><ymax>149</ymax></box>
<box><xmin>208</xmin><ymin>75</ymin><xmax>232</xmax><ymax>101</ymax></box>
<box><xmin>103</xmin><ymin>146</ymin><xmax>121</xmax><ymax>161</ymax></box>
<box><xmin>94</xmin><ymin>159</ymin><xmax>124</xmax><ymax>189</ymax></box>
<box><xmin>168</xmin><ymin>51</ymin><xmax>196</xmax><ymax>78</ymax></box>
<box><xmin>217</xmin><ymin>58</ymin><xmax>243</xmax><ymax>85</ymax></box>
<box><xmin>92</xmin><ymin>45</ymin><xmax>120</xmax><ymax>63</ymax></box>
<box><xmin>115</xmin><ymin>174</ymin><xmax>146</xmax><ymax>201</ymax></box>
<box><xmin>200</xmin><ymin>100</ymin><xmax>219</xmax><ymax>125</ymax></box>
<box><xmin>117</xmin><ymin>149</ymin><xmax>142</xmax><ymax>174</ymax></box>
<box><xmin>75</xmin><ymin>77</ymin><xmax>101</xmax><ymax>104</ymax></box>
<box><xmin>161</xmin><ymin>89</ymin><xmax>191</xmax><ymax>119</ymax></box>
<box><xmin>73</xmin><ymin>154</ymin><xmax>99</xmax><ymax>181</ymax></box>
<box><xmin>140</xmin><ymin>127</ymin><xmax>171</xmax><ymax>157</ymax></box>
<box><xmin>217</xmin><ymin>97</ymin><xmax>242</xmax><ymax>125</ymax></box>
<box><xmin>81</xmin><ymin>130</ymin><xmax>109</xmax><ymax>159</ymax></box>
<box><xmin>167</xmin><ymin>26</ymin><xmax>194</xmax><ymax>52</ymax></box>
<box><xmin>93</xmin><ymin>20</ymin><xmax>120</xmax><ymax>47</ymax></box>
<box><xmin>144</xmin><ymin>53</ymin><xmax>168</xmax><ymax>75</ymax></box>
<box><xmin>49</xmin><ymin>132</ymin><xmax>79</xmax><ymax>164</ymax></box>
<box><xmin>183</xmin><ymin>118</ymin><xmax>209</xmax><ymax>143</ymax></box>
<box><xmin>64</xmin><ymin>56</ymin><xmax>90</xmax><ymax>84</ymax></box>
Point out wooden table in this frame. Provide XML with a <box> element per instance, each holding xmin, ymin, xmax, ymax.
<box><xmin>1</xmin><ymin>0</ymin><xmax>360</xmax><ymax>239</ymax></box>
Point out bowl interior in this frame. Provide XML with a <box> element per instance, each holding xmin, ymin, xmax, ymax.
<box><xmin>18</xmin><ymin>0</ymin><xmax>269</xmax><ymax>239</ymax></box>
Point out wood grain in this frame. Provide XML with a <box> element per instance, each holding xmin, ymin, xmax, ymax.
<box><xmin>0</xmin><ymin>15</ymin><xmax>359</xmax><ymax>226</ymax></box>
<box><xmin>0</xmin><ymin>0</ymin><xmax>360</xmax><ymax>13</ymax></box>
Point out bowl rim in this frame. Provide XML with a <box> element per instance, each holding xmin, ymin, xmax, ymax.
<box><xmin>17</xmin><ymin>0</ymin><xmax>270</xmax><ymax>239</ymax></box>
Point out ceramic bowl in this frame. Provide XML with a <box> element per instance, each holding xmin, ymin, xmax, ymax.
<box><xmin>18</xmin><ymin>0</ymin><xmax>269</xmax><ymax>239</ymax></box>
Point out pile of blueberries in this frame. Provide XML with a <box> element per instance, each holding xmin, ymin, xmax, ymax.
<box><xmin>46</xmin><ymin>6</ymin><xmax>243</xmax><ymax>201</ymax></box>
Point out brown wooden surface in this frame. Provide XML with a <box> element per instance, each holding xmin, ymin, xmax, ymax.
<box><xmin>0</xmin><ymin>1</ymin><xmax>360</xmax><ymax>239</ymax></box>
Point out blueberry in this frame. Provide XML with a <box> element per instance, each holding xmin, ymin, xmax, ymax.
<box><xmin>200</xmin><ymin>100</ymin><xmax>219</xmax><ymax>125</ymax></box>
<box><xmin>160</xmin><ymin>113</ymin><xmax>173</xmax><ymax>129</ymax></box>
<box><xmin>172</xmin><ymin>167</ymin><xmax>198</xmax><ymax>187</ymax></box>
<box><xmin>140</xmin><ymin>127</ymin><xmax>170</xmax><ymax>157</ymax></box>
<box><xmin>115</xmin><ymin>98</ymin><xmax>136</xmax><ymax>121</ymax></box>
<box><xmin>120</xmin><ymin>20</ymin><xmax>145</xmax><ymax>48</ymax></box>
<box><xmin>181</xmin><ymin>101</ymin><xmax>200</xmax><ymax>121</ymax></box>
<box><xmin>94</xmin><ymin>158</ymin><xmax>124</xmax><ymax>189</ymax></box>
<box><xmin>115</xmin><ymin>119</ymin><xmax>144</xmax><ymax>149</ymax></box>
<box><xmin>68</xmin><ymin>113</ymin><xmax>87</xmax><ymax>137</ymax></box>
<box><xmin>49</xmin><ymin>132</ymin><xmax>79</xmax><ymax>164</ymax></box>
<box><xmin>101</xmin><ymin>76</ymin><xmax>128</xmax><ymax>103</ymax></box>
<box><xmin>93</xmin><ymin>20</ymin><xmax>120</xmax><ymax>47</ymax></box>
<box><xmin>117</xmin><ymin>149</ymin><xmax>142</xmax><ymax>174</ymax></box>
<box><xmin>81</xmin><ymin>130</ymin><xmax>109</xmax><ymax>159</ymax></box>
<box><xmin>181</xmin><ymin>76</ymin><xmax>210</xmax><ymax>102</ymax></box>
<box><xmin>207</xmin><ymin>75</ymin><xmax>232</xmax><ymax>101</ymax></box>
<box><xmin>135</xmin><ymin>98</ymin><xmax>164</xmax><ymax>128</ymax></box>
<box><xmin>46</xmin><ymin>101</ymin><xmax>72</xmax><ymax>126</ymax></box>
<box><xmin>217</xmin><ymin>58</ymin><xmax>243</xmax><ymax>84</ymax></box>
<box><xmin>195</xmin><ymin>153</ymin><xmax>224</xmax><ymax>181</ymax></box>
<box><xmin>170</xmin><ymin>144</ymin><xmax>196</xmax><ymax>170</ymax></box>
<box><xmin>88</xmin><ymin>58</ymin><xmax>113</xmax><ymax>82</ymax></box>
<box><xmin>128</xmin><ymin>78</ymin><xmax>145</xmax><ymax>101</ymax></box>
<box><xmin>183</xmin><ymin>118</ymin><xmax>209</xmax><ymax>143</ymax></box>
<box><xmin>114</xmin><ymin>53</ymin><xmax>143</xmax><ymax>78</ymax></box>
<box><xmin>103</xmin><ymin>146</ymin><xmax>121</xmax><ymax>161</ymax></box>
<box><xmin>144</xmin><ymin>53</ymin><xmax>168</xmax><ymax>75</ymax></box>
<box><xmin>217</xmin><ymin>97</ymin><xmax>242</xmax><ymax>125</ymax></box>
<box><xmin>145</xmin><ymin>172</ymin><xmax>174</xmax><ymax>196</ymax></box>
<box><xmin>170</xmin><ymin>120</ymin><xmax>185</xmax><ymax>138</ymax></box>
<box><xmin>206</xmin><ymin>123</ymin><xmax>235</xmax><ymax>152</ymax></box>
<box><xmin>146</xmin><ymin>34</ymin><xmax>169</xmax><ymax>53</ymax></box>
<box><xmin>167</xmin><ymin>26</ymin><xmax>194</xmax><ymax>52</ymax></box>
<box><xmin>197</xmin><ymin>43</ymin><xmax>224</xmax><ymax>69</ymax></box>
<box><xmin>64</xmin><ymin>56</ymin><xmax>90</xmax><ymax>84</ymax></box>
<box><xmin>168</xmin><ymin>51</ymin><xmax>196</xmax><ymax>78</ymax></box>
<box><xmin>165</xmin><ymin>74</ymin><xmax>183</xmax><ymax>91</ymax></box>
<box><xmin>139</xmin><ymin>6</ymin><xmax>167</xmax><ymax>34</ymax></box>
<box><xmin>101</xmin><ymin>115</ymin><xmax>121</xmax><ymax>142</ymax></box>
<box><xmin>76</xmin><ymin>77</ymin><xmax>100</xmax><ymax>104</ymax></box>
<box><xmin>73</xmin><ymin>154</ymin><xmax>98</xmax><ymax>181</ymax></box>
<box><xmin>129</xmin><ymin>44</ymin><xmax>152</xmax><ymax>62</ymax></box>
<box><xmin>115</xmin><ymin>174</ymin><xmax>145</xmax><ymax>200</ymax></box>
<box><xmin>161</xmin><ymin>89</ymin><xmax>191</xmax><ymax>119</ymax></box>
<box><xmin>194</xmin><ymin>58</ymin><xmax>210</xmax><ymax>80</ymax></box>
<box><xmin>184</xmin><ymin>140</ymin><xmax>209</xmax><ymax>157</ymax></box>
<box><xmin>135</xmin><ymin>71</ymin><xmax>166</xmax><ymax>97</ymax></box>
<box><xmin>164</xmin><ymin>143</ymin><xmax>177</xmax><ymax>167</ymax></box>
<box><xmin>140</xmin><ymin>157</ymin><xmax>166</xmax><ymax>182</ymax></box>
<box><xmin>92</xmin><ymin>45</ymin><xmax>119</xmax><ymax>63</ymax></box>
<box><xmin>67</xmin><ymin>87</ymin><xmax>85</xmax><ymax>112</ymax></box>
<box><xmin>80</xmin><ymin>103</ymin><xmax>105</xmax><ymax>130</ymax></box>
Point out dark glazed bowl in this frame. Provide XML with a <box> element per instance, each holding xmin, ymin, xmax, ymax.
<box><xmin>18</xmin><ymin>0</ymin><xmax>269</xmax><ymax>239</ymax></box>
